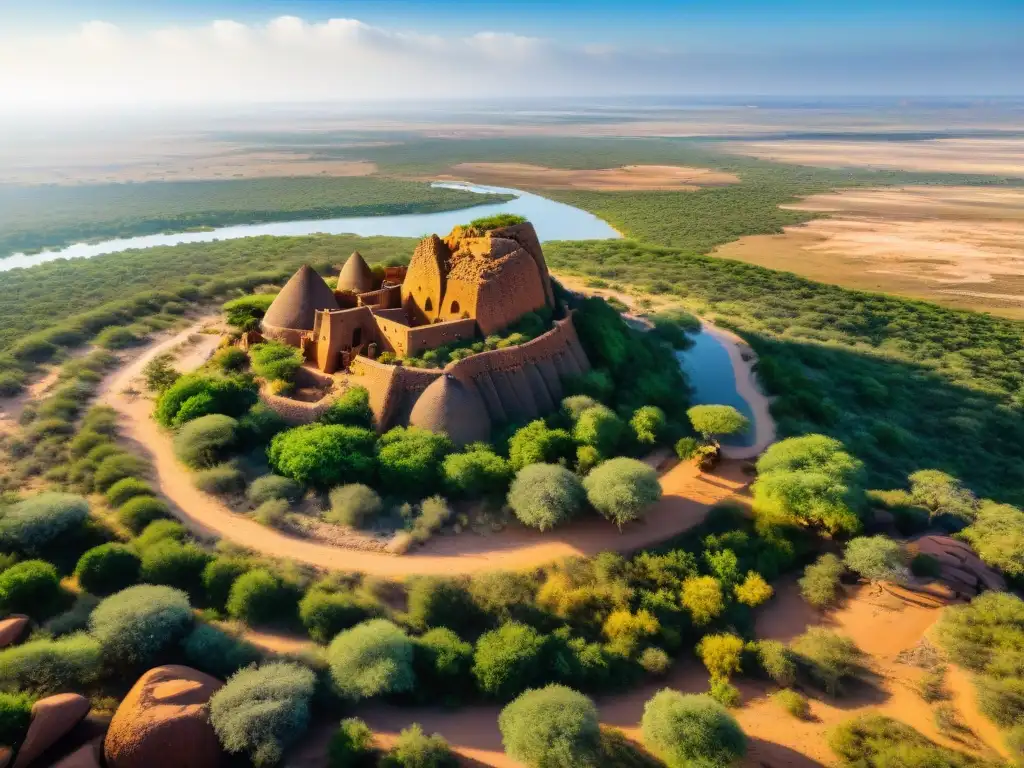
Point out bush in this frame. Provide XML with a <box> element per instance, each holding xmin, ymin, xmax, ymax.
<box><xmin>89</xmin><ymin>585</ymin><xmax>192</xmax><ymax>666</ymax></box>
<box><xmin>202</xmin><ymin>556</ymin><xmax>251</xmax><ymax>610</ymax></box>
<box><xmin>631</xmin><ymin>405</ymin><xmax>668</xmax><ymax>446</ymax></box>
<box><xmin>441</xmin><ymin>447</ymin><xmax>512</xmax><ymax>498</ymax></box>
<box><xmin>562</xmin><ymin>395</ymin><xmax>600</xmax><ymax>423</ymax></box>
<box><xmin>0</xmin><ymin>492</ymin><xmax>89</xmax><ymax>555</ymax></box>
<box><xmin>936</xmin><ymin>592</ymin><xmax>1024</xmax><ymax>673</ymax></box>
<box><xmin>407</xmin><ymin>577</ymin><xmax>482</xmax><ymax>636</ymax></box>
<box><xmin>469</xmin><ymin>571</ymin><xmax>538</xmax><ymax>622</ymax></box>
<box><xmin>328</xmin><ymin>717</ymin><xmax>377</xmax><ymax>768</ymax></box>
<box><xmin>134</xmin><ymin>519</ymin><xmax>188</xmax><ymax>549</ymax></box>
<box><xmin>829</xmin><ymin>714</ymin><xmax>987</xmax><ymax>768</ymax></box>
<box><xmin>253</xmin><ymin>499</ymin><xmax>290</xmax><ymax>528</ymax></box>
<box><xmin>844</xmin><ymin>535</ymin><xmax>908</xmax><ymax>584</ymax></box>
<box><xmin>247</xmin><ymin>474</ymin><xmax>303</xmax><ymax>506</ymax></box>
<box><xmin>238</xmin><ymin>403</ymin><xmax>287</xmax><ymax>445</ymax></box>
<box><xmin>173</xmin><ymin>414</ymin><xmax>238</xmax><ymax>469</ymax></box>
<box><xmin>223</xmin><ymin>293</ymin><xmax>276</xmax><ymax>330</ymax></box>
<box><xmin>105</xmin><ymin>477</ymin><xmax>153</xmax><ymax>508</ymax></box>
<box><xmin>182</xmin><ymin>624</ymin><xmax>262</xmax><ymax>680</ymax></box>
<box><xmin>583</xmin><ymin>458</ymin><xmax>661</xmax><ymax>529</ymax></box>
<box><xmin>697</xmin><ymin>634</ymin><xmax>744</xmax><ymax>681</ymax></box>
<box><xmin>0</xmin><ymin>560</ymin><xmax>61</xmax><ymax>616</ymax></box>
<box><xmin>792</xmin><ymin>628</ymin><xmax>862</xmax><ymax>696</ymax></box>
<box><xmin>326</xmin><ymin>484</ymin><xmax>383</xmax><ymax>528</ymax></box>
<box><xmin>753</xmin><ymin>640</ymin><xmax>797</xmax><ymax>687</ymax></box>
<box><xmin>687</xmin><ymin>405</ymin><xmax>749</xmax><ymax>441</ymax></box>
<box><xmin>473</xmin><ymin>622</ymin><xmax>547</xmax><ymax>699</ymax></box>
<box><xmin>640</xmin><ymin>647</ymin><xmax>671</xmax><ymax>676</ymax></box>
<box><xmin>380</xmin><ymin>724</ymin><xmax>458</xmax><ymax>768</ymax></box>
<box><xmin>799</xmin><ymin>553</ymin><xmax>845</xmax><ymax>609</ymax></box>
<box><xmin>300</xmin><ymin>589</ymin><xmax>378</xmax><ymax>644</ymax></box>
<box><xmin>640</xmin><ymin>690</ymin><xmax>746</xmax><ymax>768</ymax></box>
<box><xmin>0</xmin><ymin>691</ymin><xmax>34</xmax><ymax>747</ymax></box>
<box><xmin>74</xmin><ymin>544</ymin><xmax>141</xmax><ymax>596</ymax></box>
<box><xmin>0</xmin><ymin>633</ymin><xmax>102</xmax><ymax>693</ymax></box>
<box><xmin>322</xmin><ymin>386</ymin><xmax>374</xmax><ymax>429</ymax></box>
<box><xmin>268</xmin><ymin>424</ymin><xmax>377</xmax><ymax>488</ymax></box>
<box><xmin>227</xmin><ymin>569</ymin><xmax>297</xmax><ymax>626</ymax></box>
<box><xmin>681</xmin><ymin>576</ymin><xmax>724</xmax><ymax>625</ymax></box>
<box><xmin>499</xmin><ymin>685</ymin><xmax>602</xmax><ymax>768</ymax></box>
<box><xmin>413</xmin><ymin>628</ymin><xmax>474</xmax><ymax>704</ymax></box>
<box><xmin>376</xmin><ymin>427</ymin><xmax>453</xmax><ymax>495</ymax></box>
<box><xmin>734</xmin><ymin>572</ymin><xmax>773</xmax><ymax>607</ymax></box>
<box><xmin>772</xmin><ymin>689</ymin><xmax>810</xmax><ymax>719</ymax></box>
<box><xmin>960</xmin><ymin>501</ymin><xmax>1024</xmax><ymax>578</ymax></box>
<box><xmin>117</xmin><ymin>496</ymin><xmax>171</xmax><ymax>533</ymax></box>
<box><xmin>602</xmin><ymin>609</ymin><xmax>659</xmax><ymax>657</ymax></box>
<box><xmin>573</xmin><ymin>405</ymin><xmax>626</xmax><ymax>456</ymax></box>
<box><xmin>155</xmin><ymin>374</ymin><xmax>258</xmax><ymax>427</ymax></box>
<box><xmin>409</xmin><ymin>496</ymin><xmax>452</xmax><ymax>544</ymax></box>
<box><xmin>327</xmin><ymin>619</ymin><xmax>416</xmax><ymax>701</ymax></box>
<box><xmin>508</xmin><ymin>420</ymin><xmax>573</xmax><ymax>470</ymax></box>
<box><xmin>674</xmin><ymin>436</ymin><xmax>700</xmax><ymax>460</ymax></box>
<box><xmin>193</xmin><ymin>463</ymin><xmax>246</xmax><ymax>495</ymax></box>
<box><xmin>94</xmin><ymin>453</ymin><xmax>149</xmax><ymax>492</ymax></box>
<box><xmin>250</xmin><ymin>341</ymin><xmax>304</xmax><ymax>383</ymax></box>
<box><xmin>95</xmin><ymin>325</ymin><xmax>143</xmax><ymax>349</ymax></box>
<box><xmin>140</xmin><ymin>541</ymin><xmax>211</xmax><ymax>595</ymax></box>
<box><xmin>709</xmin><ymin>679</ymin><xmax>741</xmax><ymax>708</ymax></box>
<box><xmin>209</xmin><ymin>662</ymin><xmax>317</xmax><ymax>768</ymax></box>
<box><xmin>212</xmin><ymin>347</ymin><xmax>249</xmax><ymax>373</ymax></box>
<box><xmin>908</xmin><ymin>469</ymin><xmax>978</xmax><ymax>522</ymax></box>
<box><xmin>507</xmin><ymin>464</ymin><xmax>586</xmax><ymax>531</ymax></box>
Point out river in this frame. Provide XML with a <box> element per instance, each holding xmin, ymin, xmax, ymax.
<box><xmin>0</xmin><ymin>182</ymin><xmax>619</xmax><ymax>272</ymax></box>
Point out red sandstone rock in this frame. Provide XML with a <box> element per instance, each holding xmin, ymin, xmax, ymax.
<box><xmin>0</xmin><ymin>616</ymin><xmax>29</xmax><ymax>649</ymax></box>
<box><xmin>104</xmin><ymin>665</ymin><xmax>223</xmax><ymax>768</ymax></box>
<box><xmin>52</xmin><ymin>740</ymin><xmax>102</xmax><ymax>768</ymax></box>
<box><xmin>13</xmin><ymin>693</ymin><xmax>90</xmax><ymax>768</ymax></box>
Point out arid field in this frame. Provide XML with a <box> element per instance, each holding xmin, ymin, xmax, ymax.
<box><xmin>714</xmin><ymin>186</ymin><xmax>1024</xmax><ymax>317</ymax></box>
<box><xmin>438</xmin><ymin>162</ymin><xmax>740</xmax><ymax>190</ymax></box>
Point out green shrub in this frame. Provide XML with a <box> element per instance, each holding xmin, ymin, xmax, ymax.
<box><xmin>687</xmin><ymin>405</ymin><xmax>749</xmax><ymax>441</ymax></box>
<box><xmin>250</xmin><ymin>341</ymin><xmax>304</xmax><ymax>383</ymax></box>
<box><xmin>95</xmin><ymin>325</ymin><xmax>143</xmax><ymax>349</ymax></box>
<box><xmin>227</xmin><ymin>569</ymin><xmax>297</xmax><ymax>625</ymax></box>
<box><xmin>209</xmin><ymin>662</ymin><xmax>317</xmax><ymax>768</ymax></box>
<box><xmin>752</xmin><ymin>640</ymin><xmax>797</xmax><ymax>687</ymax></box>
<box><xmin>911</xmin><ymin>553</ymin><xmax>942</xmax><ymax>579</ymax></box>
<box><xmin>212</xmin><ymin>347</ymin><xmax>249</xmax><ymax>372</ymax></box>
<box><xmin>409</xmin><ymin>496</ymin><xmax>452</xmax><ymax>544</ymax></box>
<box><xmin>562</xmin><ymin>395</ymin><xmax>600</xmax><ymax>423</ymax></box>
<box><xmin>772</xmin><ymin>689</ymin><xmax>810</xmax><ymax>719</ymax></box>
<box><xmin>468</xmin><ymin>571</ymin><xmax>538</xmax><ymax>623</ymax></box>
<box><xmin>697</xmin><ymin>634</ymin><xmax>744</xmax><ymax>681</ymax></box>
<box><xmin>299</xmin><ymin>588</ymin><xmax>378</xmax><ymax>644</ymax></box>
<box><xmin>173</xmin><ymin>414</ymin><xmax>239</xmax><ymax>469</ymax></box>
<box><xmin>238</xmin><ymin>403</ymin><xmax>288</xmax><ymax>445</ymax></box>
<box><xmin>68</xmin><ymin>430</ymin><xmax>111</xmax><ymax>460</ymax></box>
<box><xmin>908</xmin><ymin>470</ymin><xmax>978</xmax><ymax>522</ymax></box>
<box><xmin>799</xmin><ymin>553</ymin><xmax>845</xmax><ymax>609</ymax></box>
<box><xmin>583</xmin><ymin>458</ymin><xmax>661</xmax><ymax>529</ymax></box>
<box><xmin>639</xmin><ymin>647</ymin><xmax>671</xmax><ymax>676</ymax></box>
<box><xmin>573</xmin><ymin>405</ymin><xmax>626</xmax><ymax>456</ymax></box>
<box><xmin>640</xmin><ymin>690</ymin><xmax>746</xmax><ymax>768</ymax></box>
<box><xmin>134</xmin><ymin>519</ymin><xmax>188</xmax><ymax>549</ymax></box>
<box><xmin>0</xmin><ymin>691</ymin><xmax>34</xmax><ymax>747</ymax></box>
<box><xmin>674</xmin><ymin>436</ymin><xmax>700</xmax><ymax>460</ymax></box>
<box><xmin>0</xmin><ymin>633</ymin><xmax>102</xmax><ymax>694</ymax></box>
<box><xmin>253</xmin><ymin>499</ymin><xmax>290</xmax><ymax>528</ymax></box>
<box><xmin>90</xmin><ymin>584</ymin><xmax>193</xmax><ymax>666</ymax></box>
<box><xmin>508</xmin><ymin>420</ymin><xmax>573</xmax><ymax>470</ymax></box>
<box><xmin>473</xmin><ymin>622</ymin><xmax>547</xmax><ymax>699</ymax></box>
<box><xmin>470</xmin><ymin>213</ymin><xmax>527</xmax><ymax>230</ymax></box>
<box><xmin>975</xmin><ymin>674</ymin><xmax>1024</xmax><ymax>728</ymax></box>
<box><xmin>829</xmin><ymin>714</ymin><xmax>989</xmax><ymax>768</ymax></box>
<box><xmin>223</xmin><ymin>294</ymin><xmax>276</xmax><ymax>330</ymax></box>
<box><xmin>499</xmin><ymin>685</ymin><xmax>601</xmax><ymax>768</ymax></box>
<box><xmin>709</xmin><ymin>679</ymin><xmax>741</xmax><ymax>708</ymax></box>
<box><xmin>322</xmin><ymin>386</ymin><xmax>374</xmax><ymax>429</ymax></box>
<box><xmin>0</xmin><ymin>492</ymin><xmax>89</xmax><ymax>555</ymax></box>
<box><xmin>0</xmin><ymin>560</ymin><xmax>61</xmax><ymax>617</ymax></box>
<box><xmin>105</xmin><ymin>477</ymin><xmax>153</xmax><ymax>508</ymax></box>
<box><xmin>182</xmin><ymin>624</ymin><xmax>262</xmax><ymax>680</ymax></box>
<box><xmin>155</xmin><ymin>374</ymin><xmax>258</xmax><ymax>427</ymax></box>
<box><xmin>380</xmin><ymin>724</ymin><xmax>458</xmax><ymax>768</ymax></box>
<box><xmin>328</xmin><ymin>717</ymin><xmax>377</xmax><ymax>768</ymax></box>
<box><xmin>143</xmin><ymin>353</ymin><xmax>181</xmax><ymax>392</ymax></box>
<box><xmin>681</xmin><ymin>576</ymin><xmax>724</xmax><ymax>625</ymax></box>
<box><xmin>247</xmin><ymin>474</ymin><xmax>302</xmax><ymax>505</ymax></box>
<box><xmin>734</xmin><ymin>572</ymin><xmax>773</xmax><ymax>607</ymax></box>
<box><xmin>406</xmin><ymin>577</ymin><xmax>483</xmax><ymax>636</ymax></box>
<box><xmin>202</xmin><ymin>556</ymin><xmax>251</xmax><ymax>610</ymax></box>
<box><xmin>326</xmin><ymin>484</ymin><xmax>383</xmax><ymax>528</ymax></box>
<box><xmin>441</xmin><ymin>447</ymin><xmax>512</xmax><ymax>498</ymax></box>
<box><xmin>327</xmin><ymin>619</ymin><xmax>416</xmax><ymax>701</ymax></box>
<box><xmin>74</xmin><ymin>544</ymin><xmax>141</xmax><ymax>596</ymax></box>
<box><xmin>193</xmin><ymin>463</ymin><xmax>246</xmax><ymax>495</ymax></box>
<box><xmin>413</xmin><ymin>628</ymin><xmax>473</xmax><ymax>704</ymax></box>
<box><xmin>507</xmin><ymin>464</ymin><xmax>586</xmax><ymax>531</ymax></box>
<box><xmin>844</xmin><ymin>535</ymin><xmax>908</xmax><ymax>583</ymax></box>
<box><xmin>792</xmin><ymin>628</ymin><xmax>863</xmax><ymax>696</ymax></box>
<box><xmin>960</xmin><ymin>501</ymin><xmax>1024</xmax><ymax>578</ymax></box>
<box><xmin>140</xmin><ymin>541</ymin><xmax>211</xmax><ymax>596</ymax></box>
<box><xmin>268</xmin><ymin>424</ymin><xmax>377</xmax><ymax>488</ymax></box>
<box><xmin>117</xmin><ymin>496</ymin><xmax>171</xmax><ymax>533</ymax></box>
<box><xmin>376</xmin><ymin>427</ymin><xmax>453</xmax><ymax>495</ymax></box>
<box><xmin>93</xmin><ymin>453</ymin><xmax>149</xmax><ymax>492</ymax></box>
<box><xmin>630</xmin><ymin>405</ymin><xmax>668</xmax><ymax>446</ymax></box>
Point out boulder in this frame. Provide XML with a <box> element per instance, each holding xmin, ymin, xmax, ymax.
<box><xmin>52</xmin><ymin>741</ymin><xmax>102</xmax><ymax>768</ymax></box>
<box><xmin>104</xmin><ymin>665</ymin><xmax>223</xmax><ymax>768</ymax></box>
<box><xmin>13</xmin><ymin>693</ymin><xmax>90</xmax><ymax>768</ymax></box>
<box><xmin>0</xmin><ymin>747</ymin><xmax>11</xmax><ymax>768</ymax></box>
<box><xmin>0</xmin><ymin>616</ymin><xmax>29</xmax><ymax>649</ymax></box>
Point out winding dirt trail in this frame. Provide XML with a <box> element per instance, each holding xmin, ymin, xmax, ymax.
<box><xmin>101</xmin><ymin>320</ymin><xmax>751</xmax><ymax>578</ymax></box>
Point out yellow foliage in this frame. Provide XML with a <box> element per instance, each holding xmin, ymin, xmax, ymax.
<box><xmin>697</xmin><ymin>633</ymin><xmax>744</xmax><ymax>680</ymax></box>
<box><xmin>734</xmin><ymin>571</ymin><xmax>774</xmax><ymax>607</ymax></box>
<box><xmin>681</xmin><ymin>575</ymin><xmax>724</xmax><ymax>625</ymax></box>
<box><xmin>602</xmin><ymin>609</ymin><xmax>660</xmax><ymax>656</ymax></box>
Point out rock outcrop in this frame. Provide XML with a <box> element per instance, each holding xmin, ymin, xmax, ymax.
<box><xmin>13</xmin><ymin>693</ymin><xmax>90</xmax><ymax>768</ymax></box>
<box><xmin>104</xmin><ymin>665</ymin><xmax>223</xmax><ymax>768</ymax></box>
<box><xmin>0</xmin><ymin>616</ymin><xmax>29</xmax><ymax>649</ymax></box>
<box><xmin>52</xmin><ymin>741</ymin><xmax>102</xmax><ymax>768</ymax></box>
<box><xmin>906</xmin><ymin>535</ymin><xmax>1006</xmax><ymax>596</ymax></box>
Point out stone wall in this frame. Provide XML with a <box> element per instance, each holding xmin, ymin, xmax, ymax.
<box><xmin>315</xmin><ymin>307</ymin><xmax>379</xmax><ymax>373</ymax></box>
<box><xmin>406</xmin><ymin>318</ymin><xmax>478</xmax><ymax>356</ymax></box>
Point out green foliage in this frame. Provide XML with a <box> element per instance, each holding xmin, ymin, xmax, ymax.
<box><xmin>238</xmin><ymin>402</ymin><xmax>288</xmax><ymax>445</ymax></box>
<box><xmin>709</xmin><ymin>679</ymin><xmax>741</xmax><ymax>708</ymax></box>
<box><xmin>640</xmin><ymin>690</ymin><xmax>747</xmax><ymax>768</ymax></box>
<box><xmin>697</xmin><ymin>634</ymin><xmax>744</xmax><ymax>681</ymax></box>
<box><xmin>508</xmin><ymin>420</ymin><xmax>574</xmax><ymax>470</ymax></box>
<box><xmin>0</xmin><ymin>560</ymin><xmax>61</xmax><ymax>616</ymax></box>
<box><xmin>328</xmin><ymin>717</ymin><xmax>377</xmax><ymax>768</ymax></box>
<box><xmin>687</xmin><ymin>405</ymin><xmax>749</xmax><ymax>440</ymax></box>
<box><xmin>117</xmin><ymin>496</ymin><xmax>171</xmax><ymax>533</ymax></box>
<box><xmin>89</xmin><ymin>584</ymin><xmax>193</xmax><ymax>666</ymax></box>
<box><xmin>193</xmin><ymin>463</ymin><xmax>246</xmax><ymax>495</ymax></box>
<box><xmin>209</xmin><ymin>661</ymin><xmax>317</xmax><ymax>768</ymax></box>
<box><xmin>562</xmin><ymin>395</ymin><xmax>600</xmax><ymax>423</ymax></box>
<box><xmin>908</xmin><ymin>469</ymin><xmax>979</xmax><ymax>522</ymax></box>
<box><xmin>508</xmin><ymin>463</ymin><xmax>586</xmax><ymax>531</ymax></box>
<box><xmin>95</xmin><ymin>325</ymin><xmax>144</xmax><ymax>350</ymax></box>
<box><xmin>322</xmin><ymin>386</ymin><xmax>374</xmax><ymax>429</ymax></box>
<box><xmin>753</xmin><ymin>640</ymin><xmax>798</xmax><ymax>687</ymax></box>
<box><xmin>639</xmin><ymin>647</ymin><xmax>671</xmax><ymax>676</ymax></box>
<box><xmin>327</xmin><ymin>619</ymin><xmax>416</xmax><ymax>701</ymax></box>
<box><xmin>602</xmin><ymin>609</ymin><xmax>659</xmax><ymax>657</ymax></box>
<box><xmin>799</xmin><ymin>553</ymin><xmax>845</xmax><ymax>609</ymax></box>
<box><xmin>140</xmin><ymin>541</ymin><xmax>211</xmax><ymax>595</ymax></box>
<box><xmin>74</xmin><ymin>544</ymin><xmax>141</xmax><ymax>596</ymax></box>
<box><xmin>202</xmin><ymin>556</ymin><xmax>251</xmax><ymax>610</ymax></box>
<box><xmin>173</xmin><ymin>414</ymin><xmax>239</xmax><ymax>469</ymax></box>
<box><xmin>0</xmin><ymin>691</ymin><xmax>34</xmax><ymax>747</ymax></box>
<box><xmin>499</xmin><ymin>685</ymin><xmax>602</xmax><ymax>768</ymax></box>
<box><xmin>829</xmin><ymin>714</ymin><xmax>994</xmax><ymax>768</ymax></box>
<box><xmin>468</xmin><ymin>571</ymin><xmax>538</xmax><ymax>623</ymax></box>
<box><xmin>630</xmin><ymin>406</ymin><xmax>668</xmax><ymax>446</ymax></box>
<box><xmin>792</xmin><ymin>628</ymin><xmax>863</xmax><ymax>696</ymax></box>
<box><xmin>681</xmin><ymin>576</ymin><xmax>724</xmax><ymax>625</ymax></box>
<box><xmin>960</xmin><ymin>501</ymin><xmax>1024</xmax><ymax>578</ymax></box>
<box><xmin>469</xmin><ymin>213</ymin><xmax>528</xmax><ymax>230</ymax></box>
<box><xmin>376</xmin><ymin>427</ymin><xmax>453</xmax><ymax>495</ymax></box>
<box><xmin>753</xmin><ymin>435</ymin><xmax>864</xmax><ymax>535</ymax></box>
<box><xmin>327</xmin><ymin>484</ymin><xmax>383</xmax><ymax>528</ymax></box>
<box><xmin>583</xmin><ymin>457</ymin><xmax>662</xmax><ymax>529</ymax></box>
<box><xmin>380</xmin><ymin>724</ymin><xmax>458</xmax><ymax>768</ymax></box>
<box><xmin>250</xmin><ymin>341</ymin><xmax>304</xmax><ymax>383</ymax></box>
<box><xmin>134</xmin><ymin>519</ymin><xmax>188</xmax><ymax>549</ymax></box>
<box><xmin>734</xmin><ymin>572</ymin><xmax>773</xmax><ymax>607</ymax></box>
<box><xmin>227</xmin><ymin>569</ymin><xmax>297</xmax><ymax>625</ymax></box>
<box><xmin>0</xmin><ymin>633</ymin><xmax>102</xmax><ymax>694</ymax></box>
<box><xmin>212</xmin><ymin>346</ymin><xmax>250</xmax><ymax>372</ymax></box>
<box><xmin>407</xmin><ymin>577</ymin><xmax>482</xmax><ymax>636</ymax></box>
<box><xmin>155</xmin><ymin>373</ymin><xmax>258</xmax><ymax>428</ymax></box>
<box><xmin>93</xmin><ymin>453</ymin><xmax>149</xmax><ymax>491</ymax></box>
<box><xmin>223</xmin><ymin>294</ymin><xmax>276</xmax><ymax>331</ymax></box>
<box><xmin>473</xmin><ymin>622</ymin><xmax>547</xmax><ymax>699</ymax></box>
<box><xmin>772</xmin><ymin>689</ymin><xmax>810</xmax><ymax>719</ymax></box>
<box><xmin>441</xmin><ymin>446</ymin><xmax>512</xmax><ymax>498</ymax></box>
<box><xmin>182</xmin><ymin>624</ymin><xmax>262</xmax><ymax>680</ymax></box>
<box><xmin>573</xmin><ymin>405</ymin><xmax>626</xmax><ymax>456</ymax></box>
<box><xmin>674</xmin><ymin>436</ymin><xmax>700</xmax><ymax>460</ymax></box>
<box><xmin>247</xmin><ymin>474</ymin><xmax>303</xmax><ymax>505</ymax></box>
<box><xmin>649</xmin><ymin>308</ymin><xmax>701</xmax><ymax>349</ymax></box>
<box><xmin>105</xmin><ymin>477</ymin><xmax>154</xmax><ymax>508</ymax></box>
<box><xmin>0</xmin><ymin>492</ymin><xmax>89</xmax><ymax>555</ymax></box>
<box><xmin>844</xmin><ymin>535</ymin><xmax>908</xmax><ymax>583</ymax></box>
<box><xmin>268</xmin><ymin>424</ymin><xmax>377</xmax><ymax>488</ymax></box>
<box><xmin>300</xmin><ymin>588</ymin><xmax>378</xmax><ymax>644</ymax></box>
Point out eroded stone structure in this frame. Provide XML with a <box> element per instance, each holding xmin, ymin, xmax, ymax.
<box><xmin>260</xmin><ymin>221</ymin><xmax>589</xmax><ymax>443</ymax></box>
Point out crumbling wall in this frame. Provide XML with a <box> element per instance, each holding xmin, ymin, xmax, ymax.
<box><xmin>471</xmin><ymin>250</ymin><xmax>549</xmax><ymax>335</ymax></box>
<box><xmin>401</xmin><ymin>235</ymin><xmax>449</xmax><ymax>325</ymax></box>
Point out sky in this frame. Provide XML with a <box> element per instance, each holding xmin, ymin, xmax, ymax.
<box><xmin>2</xmin><ymin>1</ymin><xmax>1022</xmax><ymax>112</ymax></box>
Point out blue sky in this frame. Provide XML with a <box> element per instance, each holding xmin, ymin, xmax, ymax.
<box><xmin>2</xmin><ymin>0</ymin><xmax>1021</xmax><ymax>109</ymax></box>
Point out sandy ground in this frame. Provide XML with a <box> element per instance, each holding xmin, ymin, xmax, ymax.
<box><xmin>725</xmin><ymin>137</ymin><xmax>1024</xmax><ymax>177</ymax></box>
<box><xmin>287</xmin><ymin>581</ymin><xmax>1006</xmax><ymax>768</ymax></box>
<box><xmin>713</xmin><ymin>186</ymin><xmax>1024</xmax><ymax>318</ymax></box>
<box><xmin>100</xmin><ymin>320</ymin><xmax>753</xmax><ymax>578</ymax></box>
<box><xmin>437</xmin><ymin>163</ymin><xmax>739</xmax><ymax>191</ymax></box>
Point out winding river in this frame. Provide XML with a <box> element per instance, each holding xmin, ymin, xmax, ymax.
<box><xmin>0</xmin><ymin>182</ymin><xmax>619</xmax><ymax>272</ymax></box>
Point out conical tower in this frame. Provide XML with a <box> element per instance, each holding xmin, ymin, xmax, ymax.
<box><xmin>262</xmin><ymin>265</ymin><xmax>340</xmax><ymax>334</ymax></box>
<box><xmin>337</xmin><ymin>251</ymin><xmax>375</xmax><ymax>294</ymax></box>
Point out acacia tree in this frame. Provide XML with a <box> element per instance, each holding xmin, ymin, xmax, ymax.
<box><xmin>687</xmin><ymin>405</ymin><xmax>749</xmax><ymax>443</ymax></box>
